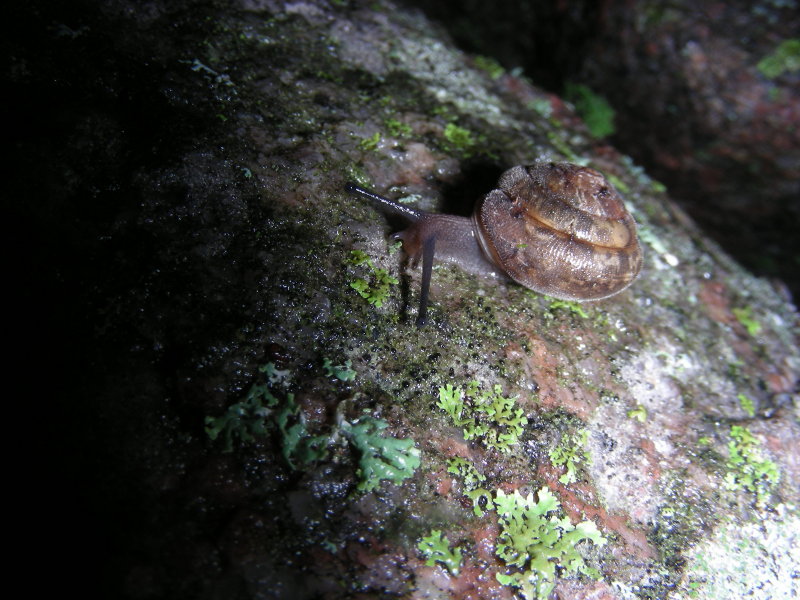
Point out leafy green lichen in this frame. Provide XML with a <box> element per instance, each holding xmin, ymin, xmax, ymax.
<box><xmin>341</xmin><ymin>416</ymin><xmax>421</xmax><ymax>493</ymax></box>
<box><xmin>417</xmin><ymin>529</ymin><xmax>463</xmax><ymax>575</ymax></box>
<box><xmin>322</xmin><ymin>357</ymin><xmax>356</xmax><ymax>381</ymax></box>
<box><xmin>205</xmin><ymin>381</ymin><xmax>276</xmax><ymax>453</ymax></box>
<box><xmin>548</xmin><ymin>429</ymin><xmax>590</xmax><ymax>485</ymax></box>
<box><xmin>494</xmin><ymin>487</ymin><xmax>607</xmax><ymax>600</ymax></box>
<box><xmin>275</xmin><ymin>392</ymin><xmax>330</xmax><ymax>468</ymax></box>
<box><xmin>447</xmin><ymin>456</ymin><xmax>486</xmax><ymax>490</ymax></box>
<box><xmin>347</xmin><ymin>249</ymin><xmax>399</xmax><ymax>308</ymax></box>
<box><xmin>465</xmin><ymin>487</ymin><xmax>494</xmax><ymax>517</ymax></box>
<box><xmin>724</xmin><ymin>425</ymin><xmax>779</xmax><ymax>505</ymax></box>
<box><xmin>437</xmin><ymin>382</ymin><xmax>528</xmax><ymax>453</ymax></box>
<box><xmin>205</xmin><ymin>363</ymin><xmax>329</xmax><ymax>467</ymax></box>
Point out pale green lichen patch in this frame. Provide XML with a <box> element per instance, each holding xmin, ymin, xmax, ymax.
<box><xmin>417</xmin><ymin>529</ymin><xmax>463</xmax><ymax>575</ymax></box>
<box><xmin>494</xmin><ymin>487</ymin><xmax>606</xmax><ymax>600</ymax></box>
<box><xmin>549</xmin><ymin>428</ymin><xmax>590</xmax><ymax>485</ymax></box>
<box><xmin>322</xmin><ymin>357</ymin><xmax>357</xmax><ymax>381</ymax></box>
<box><xmin>724</xmin><ymin>425</ymin><xmax>780</xmax><ymax>506</ymax></box>
<box><xmin>446</xmin><ymin>456</ymin><xmax>486</xmax><ymax>490</ymax></box>
<box><xmin>347</xmin><ymin>249</ymin><xmax>399</xmax><ymax>308</ymax></box>
<box><xmin>437</xmin><ymin>381</ymin><xmax>528</xmax><ymax>453</ymax></box>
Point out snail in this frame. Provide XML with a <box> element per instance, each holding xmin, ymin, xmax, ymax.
<box><xmin>345</xmin><ymin>162</ymin><xmax>642</xmax><ymax>326</ymax></box>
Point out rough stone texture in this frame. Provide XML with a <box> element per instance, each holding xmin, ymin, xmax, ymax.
<box><xmin>13</xmin><ymin>1</ymin><xmax>799</xmax><ymax>599</ymax></box>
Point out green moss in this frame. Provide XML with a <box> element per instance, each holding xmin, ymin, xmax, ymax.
<box><xmin>724</xmin><ymin>425</ymin><xmax>779</xmax><ymax>505</ymax></box>
<box><xmin>548</xmin><ymin>429</ymin><xmax>590</xmax><ymax>485</ymax></box>
<box><xmin>358</xmin><ymin>131</ymin><xmax>381</xmax><ymax>151</ymax></box>
<box><xmin>732</xmin><ymin>306</ymin><xmax>762</xmax><ymax>336</ymax></box>
<box><xmin>545</xmin><ymin>130</ymin><xmax>579</xmax><ymax>161</ymax></box>
<box><xmin>757</xmin><ymin>38</ymin><xmax>800</xmax><ymax>79</ymax></box>
<box><xmin>443</xmin><ymin>122</ymin><xmax>478</xmax><ymax>156</ymax></box>
<box><xmin>564</xmin><ymin>83</ymin><xmax>615</xmax><ymax>138</ymax></box>
<box><xmin>417</xmin><ymin>530</ymin><xmax>463</xmax><ymax>575</ymax></box>
<box><xmin>627</xmin><ymin>405</ymin><xmax>648</xmax><ymax>422</ymax></box>
<box><xmin>604</xmin><ymin>172</ymin><xmax>630</xmax><ymax>194</ymax></box>
<box><xmin>737</xmin><ymin>393</ymin><xmax>755</xmax><ymax>418</ymax></box>
<box><xmin>494</xmin><ymin>487</ymin><xmax>606</xmax><ymax>600</ymax></box>
<box><xmin>473</xmin><ymin>55</ymin><xmax>505</xmax><ymax>79</ymax></box>
<box><xmin>548</xmin><ymin>299</ymin><xmax>589</xmax><ymax>319</ymax></box>
<box><xmin>385</xmin><ymin>117</ymin><xmax>412</xmax><ymax>137</ymax></box>
<box><xmin>437</xmin><ymin>381</ymin><xmax>528</xmax><ymax>453</ymax></box>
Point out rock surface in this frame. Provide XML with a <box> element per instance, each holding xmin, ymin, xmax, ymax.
<box><xmin>12</xmin><ymin>1</ymin><xmax>799</xmax><ymax>599</ymax></box>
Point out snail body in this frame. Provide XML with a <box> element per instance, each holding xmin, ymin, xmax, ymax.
<box><xmin>345</xmin><ymin>162</ymin><xmax>642</xmax><ymax>326</ymax></box>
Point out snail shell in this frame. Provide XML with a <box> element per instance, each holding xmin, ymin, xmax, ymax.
<box><xmin>345</xmin><ymin>162</ymin><xmax>642</xmax><ymax>325</ymax></box>
<box><xmin>475</xmin><ymin>163</ymin><xmax>642</xmax><ymax>301</ymax></box>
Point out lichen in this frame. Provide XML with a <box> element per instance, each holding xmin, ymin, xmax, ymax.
<box><xmin>447</xmin><ymin>456</ymin><xmax>486</xmax><ymax>490</ymax></box>
<box><xmin>417</xmin><ymin>530</ymin><xmax>463</xmax><ymax>575</ymax></box>
<box><xmin>724</xmin><ymin>425</ymin><xmax>780</xmax><ymax>506</ymax></box>
<box><xmin>437</xmin><ymin>381</ymin><xmax>528</xmax><ymax>453</ymax></box>
<box><xmin>347</xmin><ymin>249</ymin><xmax>399</xmax><ymax>309</ymax></box>
<box><xmin>494</xmin><ymin>487</ymin><xmax>607</xmax><ymax>600</ymax></box>
<box><xmin>341</xmin><ymin>416</ymin><xmax>421</xmax><ymax>493</ymax></box>
<box><xmin>204</xmin><ymin>363</ymin><xmax>329</xmax><ymax>468</ymax></box>
<box><xmin>322</xmin><ymin>357</ymin><xmax>357</xmax><ymax>381</ymax></box>
<box><xmin>549</xmin><ymin>428</ymin><xmax>590</xmax><ymax>485</ymax></box>
<box><xmin>677</xmin><ymin>504</ymin><xmax>800</xmax><ymax>600</ymax></box>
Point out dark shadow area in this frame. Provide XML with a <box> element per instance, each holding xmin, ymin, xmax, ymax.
<box><xmin>439</xmin><ymin>160</ymin><xmax>506</xmax><ymax>216</ymax></box>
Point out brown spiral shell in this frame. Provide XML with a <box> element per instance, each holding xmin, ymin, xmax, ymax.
<box><xmin>473</xmin><ymin>162</ymin><xmax>642</xmax><ymax>300</ymax></box>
